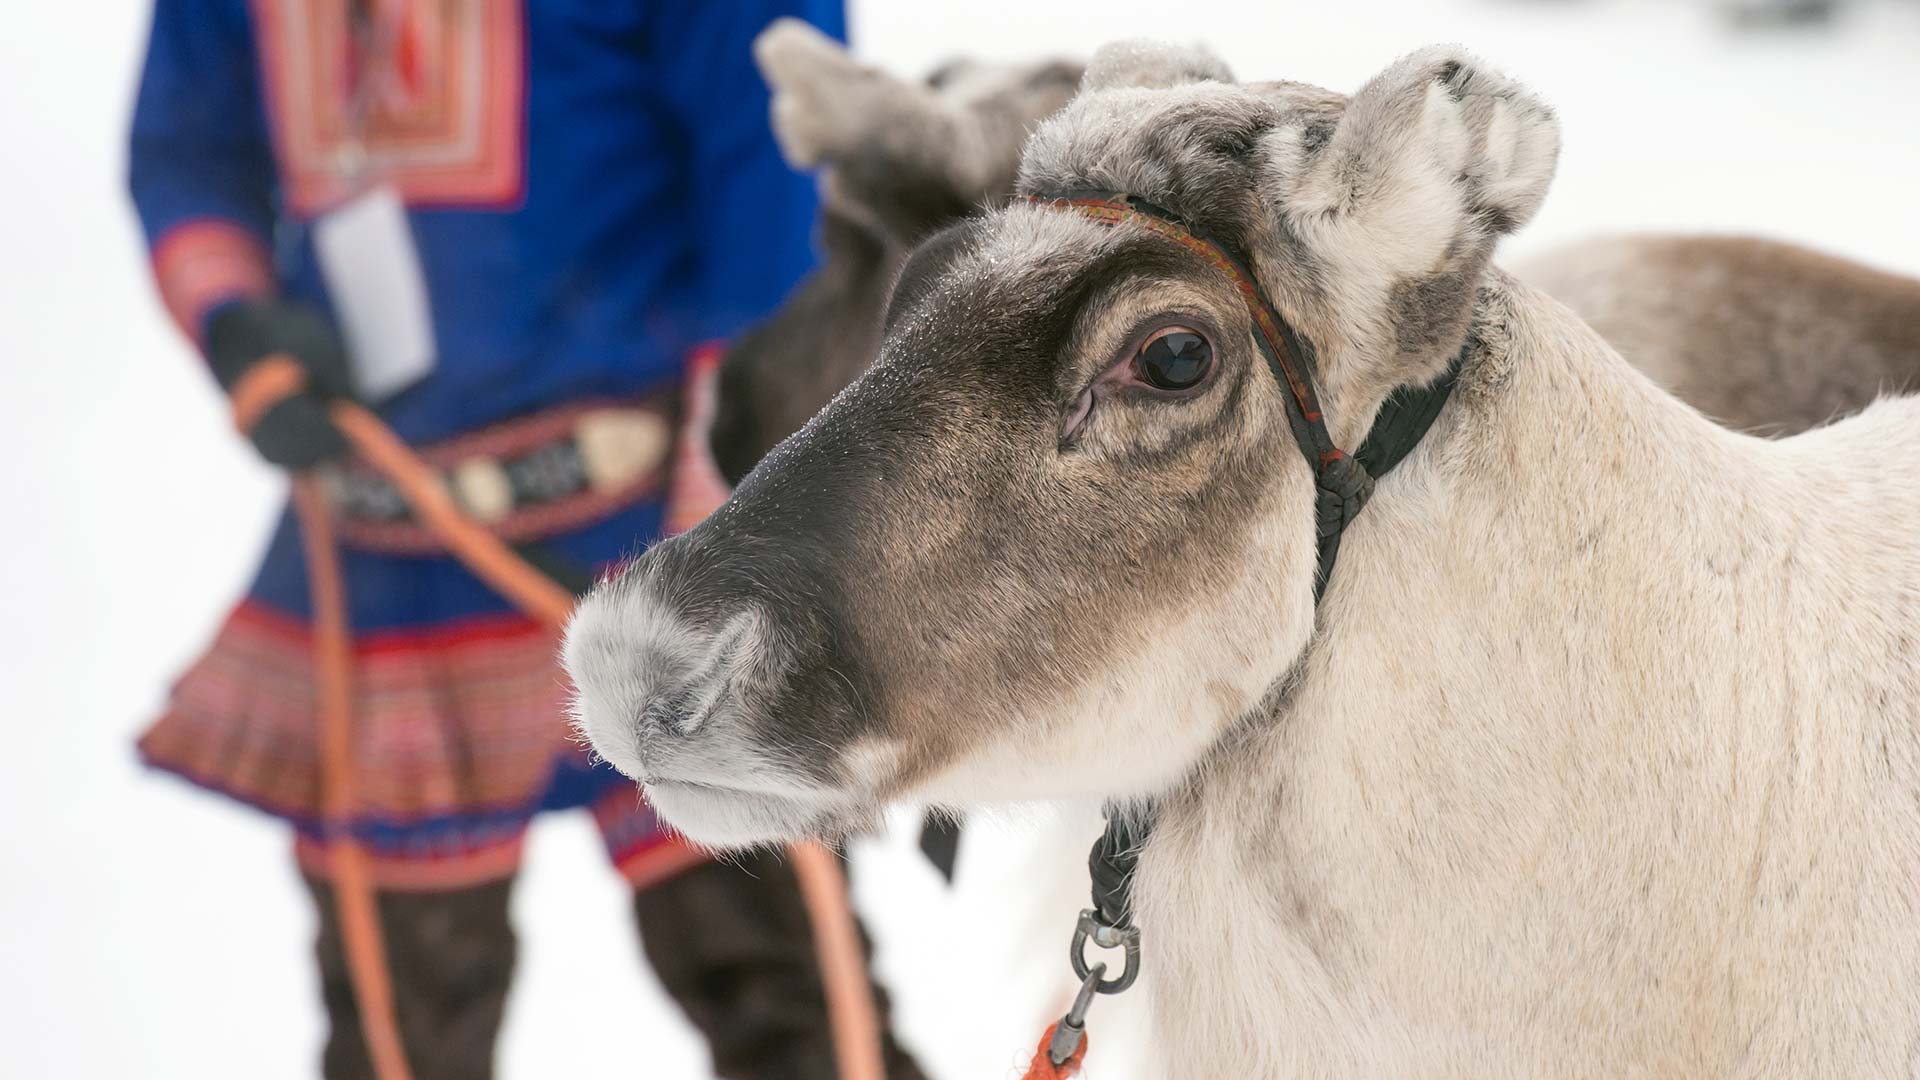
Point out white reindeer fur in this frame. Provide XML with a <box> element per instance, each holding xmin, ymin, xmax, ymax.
<box><xmin>1135</xmin><ymin>279</ymin><xmax>1920</xmax><ymax>1076</ymax></box>
<box><xmin>1008</xmin><ymin>46</ymin><xmax>1920</xmax><ymax>1076</ymax></box>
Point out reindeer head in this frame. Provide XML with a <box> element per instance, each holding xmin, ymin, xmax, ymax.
<box><xmin>566</xmin><ymin>43</ymin><xmax>1559</xmax><ymax>847</ymax></box>
<box><xmin>710</xmin><ymin>22</ymin><xmax>1083</xmax><ymax>482</ymax></box>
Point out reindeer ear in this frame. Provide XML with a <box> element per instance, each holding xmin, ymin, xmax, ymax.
<box><xmin>1081</xmin><ymin>40</ymin><xmax>1233</xmax><ymax>92</ymax></box>
<box><xmin>1325</xmin><ymin>47</ymin><xmax>1559</xmax><ymax>237</ymax></box>
<box><xmin>753</xmin><ymin>18</ymin><xmax>896</xmax><ymax>170</ymax></box>
<box><xmin>1260</xmin><ymin>49</ymin><xmax>1557</xmax><ymax>392</ymax></box>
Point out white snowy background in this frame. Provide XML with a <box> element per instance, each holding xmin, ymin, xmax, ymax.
<box><xmin>2</xmin><ymin>1</ymin><xmax>1917</xmax><ymax>1077</ymax></box>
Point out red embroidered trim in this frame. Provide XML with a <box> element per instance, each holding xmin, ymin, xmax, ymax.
<box><xmin>613</xmin><ymin>840</ymin><xmax>710</xmax><ymax>891</ymax></box>
<box><xmin>292</xmin><ymin>815</ymin><xmax>706</xmax><ymax>892</ymax></box>
<box><xmin>665</xmin><ymin>343</ymin><xmax>734</xmax><ymax>537</ymax></box>
<box><xmin>593</xmin><ymin>788</ymin><xmax>710</xmax><ymax>889</ymax></box>
<box><xmin>141</xmin><ymin>603</ymin><xmax>573</xmax><ymax>825</ymax></box>
<box><xmin>250</xmin><ymin>0</ymin><xmax>527</xmax><ymax>216</ymax></box>
<box><xmin>294</xmin><ymin>831</ymin><xmax>527</xmax><ymax>891</ymax></box>
<box><xmin>151</xmin><ymin>219</ymin><xmax>274</xmax><ymax>341</ymax></box>
<box><xmin>226</xmin><ymin>598</ymin><xmax>545</xmax><ymax>655</ymax></box>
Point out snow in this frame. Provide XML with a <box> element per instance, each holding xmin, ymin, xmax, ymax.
<box><xmin>0</xmin><ymin>1</ymin><xmax>1915</xmax><ymax>1077</ymax></box>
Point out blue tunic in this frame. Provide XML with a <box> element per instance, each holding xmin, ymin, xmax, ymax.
<box><xmin>132</xmin><ymin>0</ymin><xmax>841</xmax><ymax>438</ymax></box>
<box><xmin>130</xmin><ymin>0</ymin><xmax>840</xmax><ymax>621</ymax></box>
<box><xmin>129</xmin><ymin>0</ymin><xmax>842</xmax><ymax>867</ymax></box>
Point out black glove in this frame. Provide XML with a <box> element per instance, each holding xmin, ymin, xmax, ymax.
<box><xmin>206</xmin><ymin>299</ymin><xmax>353</xmax><ymax>469</ymax></box>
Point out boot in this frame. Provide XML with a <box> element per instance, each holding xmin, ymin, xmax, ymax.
<box><xmin>634</xmin><ymin>850</ymin><xmax>928</xmax><ymax>1080</ymax></box>
<box><xmin>307</xmin><ymin>874</ymin><xmax>517</xmax><ymax>1080</ymax></box>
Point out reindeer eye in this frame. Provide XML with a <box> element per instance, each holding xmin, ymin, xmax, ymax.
<box><xmin>1134</xmin><ymin>327</ymin><xmax>1213</xmax><ymax>391</ymax></box>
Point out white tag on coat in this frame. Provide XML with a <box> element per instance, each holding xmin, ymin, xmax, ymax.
<box><xmin>313</xmin><ymin>184</ymin><xmax>436</xmax><ymax>402</ymax></box>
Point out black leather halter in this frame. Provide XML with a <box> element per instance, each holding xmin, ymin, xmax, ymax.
<box><xmin>1023</xmin><ymin>191</ymin><xmax>1466</xmax><ymax>1063</ymax></box>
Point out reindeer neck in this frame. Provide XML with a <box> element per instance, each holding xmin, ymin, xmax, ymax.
<box><xmin>1250</xmin><ymin>269</ymin><xmax>1773</xmax><ymax>788</ymax></box>
<box><xmin>1130</xmin><ymin>270</ymin><xmax>1796</xmax><ymax>1073</ymax></box>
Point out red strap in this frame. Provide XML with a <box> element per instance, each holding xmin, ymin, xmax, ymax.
<box><xmin>1022</xmin><ymin>1023</ymin><xmax>1087</xmax><ymax>1080</ymax></box>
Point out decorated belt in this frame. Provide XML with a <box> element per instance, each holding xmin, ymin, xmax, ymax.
<box><xmin>322</xmin><ymin>394</ymin><xmax>677</xmax><ymax>555</ymax></box>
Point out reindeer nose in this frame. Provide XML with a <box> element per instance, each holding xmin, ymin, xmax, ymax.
<box><xmin>563</xmin><ymin>578</ymin><xmax>769</xmax><ymax>776</ymax></box>
<box><xmin>661</xmin><ymin>610</ymin><xmax>764</xmax><ymax>733</ymax></box>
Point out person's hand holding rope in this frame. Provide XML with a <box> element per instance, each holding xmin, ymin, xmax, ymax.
<box><xmin>209</xmin><ymin>299</ymin><xmax>352</xmax><ymax>468</ymax></box>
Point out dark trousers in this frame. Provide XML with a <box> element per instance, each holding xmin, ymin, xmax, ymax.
<box><xmin>307</xmin><ymin>849</ymin><xmax>927</xmax><ymax>1079</ymax></box>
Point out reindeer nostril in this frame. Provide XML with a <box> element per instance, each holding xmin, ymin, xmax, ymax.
<box><xmin>641</xmin><ymin>698</ymin><xmax>690</xmax><ymax>736</ymax></box>
<box><xmin>616</xmin><ymin>603</ymin><xmax>768</xmax><ymax>749</ymax></box>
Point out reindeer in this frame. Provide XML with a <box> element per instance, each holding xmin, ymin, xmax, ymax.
<box><xmin>586</xmin><ymin>40</ymin><xmax>1920</xmax><ymax>1077</ymax></box>
<box><xmin>719</xmin><ymin>32</ymin><xmax>1920</xmax><ymax>1077</ymax></box>
<box><xmin>716</xmin><ymin>34</ymin><xmax>1920</xmax><ymax>1076</ymax></box>
<box><xmin>1519</xmin><ymin>235</ymin><xmax>1920</xmax><ymax>435</ymax></box>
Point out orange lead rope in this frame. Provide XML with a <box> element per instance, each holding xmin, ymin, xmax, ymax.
<box><xmin>290</xmin><ymin>477</ymin><xmax>415</xmax><ymax>1080</ymax></box>
<box><xmin>332</xmin><ymin>396</ymin><xmax>887</xmax><ymax>1078</ymax></box>
<box><xmin>240</xmin><ymin>361</ymin><xmax>884</xmax><ymax>1080</ymax></box>
<box><xmin>665</xmin><ymin>347</ymin><xmax>883</xmax><ymax>1080</ymax></box>
<box><xmin>1022</xmin><ymin>1023</ymin><xmax>1088</xmax><ymax>1079</ymax></box>
<box><xmin>327</xmin><ymin>402</ymin><xmax>577</xmax><ymax>626</ymax></box>
<box><xmin>787</xmin><ymin>842</ymin><xmax>887</xmax><ymax>1080</ymax></box>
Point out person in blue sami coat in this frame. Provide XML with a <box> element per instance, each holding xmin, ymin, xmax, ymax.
<box><xmin>128</xmin><ymin>2</ymin><xmax>925</xmax><ymax>1077</ymax></box>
